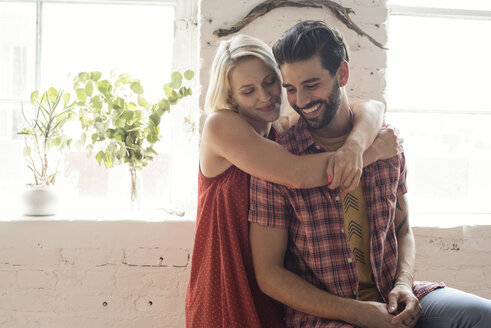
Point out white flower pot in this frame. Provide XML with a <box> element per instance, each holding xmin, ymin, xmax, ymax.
<box><xmin>21</xmin><ymin>185</ymin><xmax>59</xmax><ymax>216</ymax></box>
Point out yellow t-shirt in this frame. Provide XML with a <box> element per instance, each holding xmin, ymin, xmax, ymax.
<box><xmin>312</xmin><ymin>132</ymin><xmax>382</xmax><ymax>302</ymax></box>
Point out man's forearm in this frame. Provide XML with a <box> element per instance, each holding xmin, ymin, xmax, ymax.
<box><xmin>396</xmin><ymin>230</ymin><xmax>416</xmax><ymax>286</ymax></box>
<box><xmin>257</xmin><ymin>263</ymin><xmax>360</xmax><ymax>324</ymax></box>
<box><xmin>395</xmin><ymin>195</ymin><xmax>416</xmax><ymax>287</ymax></box>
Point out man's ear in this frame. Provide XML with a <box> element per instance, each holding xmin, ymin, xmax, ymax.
<box><xmin>336</xmin><ymin>60</ymin><xmax>349</xmax><ymax>87</ymax></box>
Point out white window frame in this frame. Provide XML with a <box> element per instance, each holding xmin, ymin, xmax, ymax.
<box><xmin>387</xmin><ymin>3</ymin><xmax>491</xmax><ymax>227</ymax></box>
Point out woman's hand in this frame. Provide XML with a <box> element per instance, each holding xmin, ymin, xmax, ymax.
<box><xmin>326</xmin><ymin>142</ymin><xmax>364</xmax><ymax>192</ymax></box>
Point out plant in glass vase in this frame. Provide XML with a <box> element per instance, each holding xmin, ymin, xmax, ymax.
<box><xmin>73</xmin><ymin>70</ymin><xmax>194</xmax><ymax>210</ymax></box>
<box><xmin>18</xmin><ymin>88</ymin><xmax>76</xmax><ymax>215</ymax></box>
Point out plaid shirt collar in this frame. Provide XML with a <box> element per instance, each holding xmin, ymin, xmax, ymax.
<box><xmin>282</xmin><ymin>110</ymin><xmax>354</xmax><ymax>154</ymax></box>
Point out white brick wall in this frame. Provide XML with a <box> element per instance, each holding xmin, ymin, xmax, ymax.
<box><xmin>0</xmin><ymin>221</ymin><xmax>194</xmax><ymax>328</ymax></box>
<box><xmin>0</xmin><ymin>221</ymin><xmax>490</xmax><ymax>328</ymax></box>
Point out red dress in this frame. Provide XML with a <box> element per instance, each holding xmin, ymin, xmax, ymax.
<box><xmin>185</xmin><ymin>161</ymin><xmax>284</xmax><ymax>327</ymax></box>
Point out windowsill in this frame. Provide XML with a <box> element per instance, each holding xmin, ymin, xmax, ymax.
<box><xmin>1</xmin><ymin>196</ymin><xmax>196</xmax><ymax>222</ymax></box>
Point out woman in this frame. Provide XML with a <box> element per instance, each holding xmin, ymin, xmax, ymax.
<box><xmin>185</xmin><ymin>34</ymin><xmax>400</xmax><ymax>328</ymax></box>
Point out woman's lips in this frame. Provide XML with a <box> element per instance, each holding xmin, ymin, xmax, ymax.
<box><xmin>257</xmin><ymin>103</ymin><xmax>277</xmax><ymax>112</ymax></box>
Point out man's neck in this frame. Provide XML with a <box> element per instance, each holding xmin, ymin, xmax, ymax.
<box><xmin>309</xmin><ymin>94</ymin><xmax>351</xmax><ymax>138</ymax></box>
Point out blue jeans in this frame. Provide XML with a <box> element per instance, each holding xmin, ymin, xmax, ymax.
<box><xmin>416</xmin><ymin>287</ymin><xmax>491</xmax><ymax>328</ymax></box>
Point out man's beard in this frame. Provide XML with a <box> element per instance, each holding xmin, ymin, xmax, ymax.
<box><xmin>294</xmin><ymin>81</ymin><xmax>341</xmax><ymax>130</ymax></box>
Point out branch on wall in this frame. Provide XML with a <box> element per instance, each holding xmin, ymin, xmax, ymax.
<box><xmin>213</xmin><ymin>0</ymin><xmax>386</xmax><ymax>50</ymax></box>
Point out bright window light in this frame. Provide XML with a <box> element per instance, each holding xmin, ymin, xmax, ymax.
<box><xmin>387</xmin><ymin>9</ymin><xmax>491</xmax><ymax>227</ymax></box>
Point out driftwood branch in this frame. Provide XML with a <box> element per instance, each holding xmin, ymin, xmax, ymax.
<box><xmin>213</xmin><ymin>0</ymin><xmax>386</xmax><ymax>50</ymax></box>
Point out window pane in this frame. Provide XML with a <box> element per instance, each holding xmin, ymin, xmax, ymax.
<box><xmin>388</xmin><ymin>0</ymin><xmax>491</xmax><ymax>11</ymax></box>
<box><xmin>41</xmin><ymin>3</ymin><xmax>175</xmax><ymax>102</ymax></box>
<box><xmin>386</xmin><ymin>112</ymin><xmax>491</xmax><ymax>227</ymax></box>
<box><xmin>387</xmin><ymin>15</ymin><xmax>491</xmax><ymax>112</ymax></box>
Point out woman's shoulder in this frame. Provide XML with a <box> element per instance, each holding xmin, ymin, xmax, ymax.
<box><xmin>203</xmin><ymin>110</ymin><xmax>251</xmax><ymax>134</ymax></box>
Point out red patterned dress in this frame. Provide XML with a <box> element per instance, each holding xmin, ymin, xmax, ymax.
<box><xmin>185</xmin><ymin>134</ymin><xmax>284</xmax><ymax>327</ymax></box>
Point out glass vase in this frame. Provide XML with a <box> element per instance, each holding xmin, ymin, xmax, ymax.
<box><xmin>128</xmin><ymin>163</ymin><xmax>142</xmax><ymax>211</ymax></box>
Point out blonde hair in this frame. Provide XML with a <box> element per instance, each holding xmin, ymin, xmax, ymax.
<box><xmin>204</xmin><ymin>34</ymin><xmax>281</xmax><ymax>114</ymax></box>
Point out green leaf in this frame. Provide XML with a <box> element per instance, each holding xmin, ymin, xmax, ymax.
<box><xmin>130</xmin><ymin>82</ymin><xmax>144</xmax><ymax>95</ymax></box>
<box><xmin>184</xmin><ymin>70</ymin><xmax>194</xmax><ymax>80</ymax></box>
<box><xmin>171</xmin><ymin>72</ymin><xmax>183</xmax><ymax>89</ymax></box>
<box><xmin>96</xmin><ymin>150</ymin><xmax>104</xmax><ymax>166</ymax></box>
<box><xmin>91</xmin><ymin>96</ymin><xmax>102</xmax><ymax>110</ymax></box>
<box><xmin>85</xmin><ymin>81</ymin><xmax>94</xmax><ymax>97</ymax></box>
<box><xmin>115</xmin><ymin>119</ymin><xmax>125</xmax><ymax>128</ymax></box>
<box><xmin>47</xmin><ymin>87</ymin><xmax>58</xmax><ymax>103</ymax></box>
<box><xmin>158</xmin><ymin>99</ymin><xmax>170</xmax><ymax>112</ymax></box>
<box><xmin>121</xmin><ymin>110</ymin><xmax>134</xmax><ymax>121</ymax></box>
<box><xmin>90</xmin><ymin>71</ymin><xmax>102</xmax><ymax>81</ymax></box>
<box><xmin>97</xmin><ymin>80</ymin><xmax>110</xmax><ymax>94</ymax></box>
<box><xmin>78</xmin><ymin>72</ymin><xmax>87</xmax><ymax>82</ymax></box>
<box><xmin>30</xmin><ymin>90</ymin><xmax>39</xmax><ymax>105</ymax></box>
<box><xmin>91</xmin><ymin>133</ymin><xmax>98</xmax><ymax>144</ymax></box>
<box><xmin>147</xmin><ymin>133</ymin><xmax>158</xmax><ymax>144</ymax></box>
<box><xmin>62</xmin><ymin>91</ymin><xmax>71</xmax><ymax>105</ymax></box>
<box><xmin>119</xmin><ymin>73</ymin><xmax>131</xmax><ymax>84</ymax></box>
<box><xmin>125</xmin><ymin>134</ymin><xmax>134</xmax><ymax>146</ymax></box>
<box><xmin>104</xmin><ymin>151</ymin><xmax>112</xmax><ymax>168</ymax></box>
<box><xmin>76</xmin><ymin>88</ymin><xmax>87</xmax><ymax>102</ymax></box>
<box><xmin>49</xmin><ymin>136</ymin><xmax>62</xmax><ymax>147</ymax></box>
<box><xmin>150</xmin><ymin>113</ymin><xmax>160</xmax><ymax>126</ymax></box>
<box><xmin>137</xmin><ymin>95</ymin><xmax>150</xmax><ymax>109</ymax></box>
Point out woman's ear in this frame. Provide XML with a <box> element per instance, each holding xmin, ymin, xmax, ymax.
<box><xmin>336</xmin><ymin>60</ymin><xmax>350</xmax><ymax>87</ymax></box>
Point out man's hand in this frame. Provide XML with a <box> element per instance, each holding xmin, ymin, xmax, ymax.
<box><xmin>352</xmin><ymin>301</ymin><xmax>404</xmax><ymax>328</ymax></box>
<box><xmin>326</xmin><ymin>142</ymin><xmax>363</xmax><ymax>192</ymax></box>
<box><xmin>387</xmin><ymin>285</ymin><xmax>422</xmax><ymax>327</ymax></box>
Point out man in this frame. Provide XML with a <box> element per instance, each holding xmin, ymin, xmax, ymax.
<box><xmin>249</xmin><ymin>20</ymin><xmax>491</xmax><ymax>328</ymax></box>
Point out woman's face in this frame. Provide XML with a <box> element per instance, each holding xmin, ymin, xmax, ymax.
<box><xmin>228</xmin><ymin>57</ymin><xmax>282</xmax><ymax>125</ymax></box>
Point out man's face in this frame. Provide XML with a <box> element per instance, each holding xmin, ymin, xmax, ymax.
<box><xmin>280</xmin><ymin>55</ymin><xmax>341</xmax><ymax>131</ymax></box>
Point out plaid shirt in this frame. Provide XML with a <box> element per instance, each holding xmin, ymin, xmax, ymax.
<box><xmin>249</xmin><ymin>118</ymin><xmax>443</xmax><ymax>328</ymax></box>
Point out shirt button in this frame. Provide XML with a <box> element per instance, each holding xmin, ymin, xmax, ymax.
<box><xmin>341</xmin><ymin>228</ymin><xmax>344</xmax><ymax>233</ymax></box>
<box><xmin>347</xmin><ymin>257</ymin><xmax>353</xmax><ymax>263</ymax></box>
<box><xmin>315</xmin><ymin>145</ymin><xmax>321</xmax><ymax>150</ymax></box>
<box><xmin>335</xmin><ymin>196</ymin><xmax>340</xmax><ymax>201</ymax></box>
<box><xmin>353</xmin><ymin>290</ymin><xmax>357</xmax><ymax>296</ymax></box>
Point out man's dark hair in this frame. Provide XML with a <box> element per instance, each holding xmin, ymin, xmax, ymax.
<box><xmin>272</xmin><ymin>20</ymin><xmax>349</xmax><ymax>76</ymax></box>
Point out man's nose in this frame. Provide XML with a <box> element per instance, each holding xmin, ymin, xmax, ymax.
<box><xmin>296</xmin><ymin>90</ymin><xmax>310</xmax><ymax>109</ymax></box>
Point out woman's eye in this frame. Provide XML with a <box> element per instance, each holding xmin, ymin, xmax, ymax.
<box><xmin>286</xmin><ymin>88</ymin><xmax>295</xmax><ymax>94</ymax></box>
<box><xmin>242</xmin><ymin>89</ymin><xmax>254</xmax><ymax>95</ymax></box>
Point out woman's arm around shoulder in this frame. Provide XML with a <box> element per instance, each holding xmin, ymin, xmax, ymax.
<box><xmin>200</xmin><ymin>110</ymin><xmax>331</xmax><ymax>188</ymax></box>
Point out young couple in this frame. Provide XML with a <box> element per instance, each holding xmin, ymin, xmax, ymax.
<box><xmin>186</xmin><ymin>21</ymin><xmax>491</xmax><ymax>328</ymax></box>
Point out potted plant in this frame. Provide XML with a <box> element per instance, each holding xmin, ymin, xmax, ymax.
<box><xmin>73</xmin><ymin>70</ymin><xmax>194</xmax><ymax>209</ymax></box>
<box><xmin>18</xmin><ymin>88</ymin><xmax>76</xmax><ymax>215</ymax></box>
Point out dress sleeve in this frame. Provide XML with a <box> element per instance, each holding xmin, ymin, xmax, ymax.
<box><xmin>249</xmin><ymin>175</ymin><xmax>291</xmax><ymax>229</ymax></box>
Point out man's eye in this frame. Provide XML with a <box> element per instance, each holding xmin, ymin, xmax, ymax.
<box><xmin>264</xmin><ymin>78</ymin><xmax>276</xmax><ymax>85</ymax></box>
<box><xmin>306</xmin><ymin>84</ymin><xmax>319</xmax><ymax>89</ymax></box>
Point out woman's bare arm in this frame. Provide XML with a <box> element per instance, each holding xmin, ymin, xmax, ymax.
<box><xmin>200</xmin><ymin>110</ymin><xmax>332</xmax><ymax>188</ymax></box>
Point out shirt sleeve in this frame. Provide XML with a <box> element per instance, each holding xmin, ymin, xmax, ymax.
<box><xmin>248</xmin><ymin>175</ymin><xmax>290</xmax><ymax>229</ymax></box>
<box><xmin>396</xmin><ymin>152</ymin><xmax>408</xmax><ymax>199</ymax></box>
